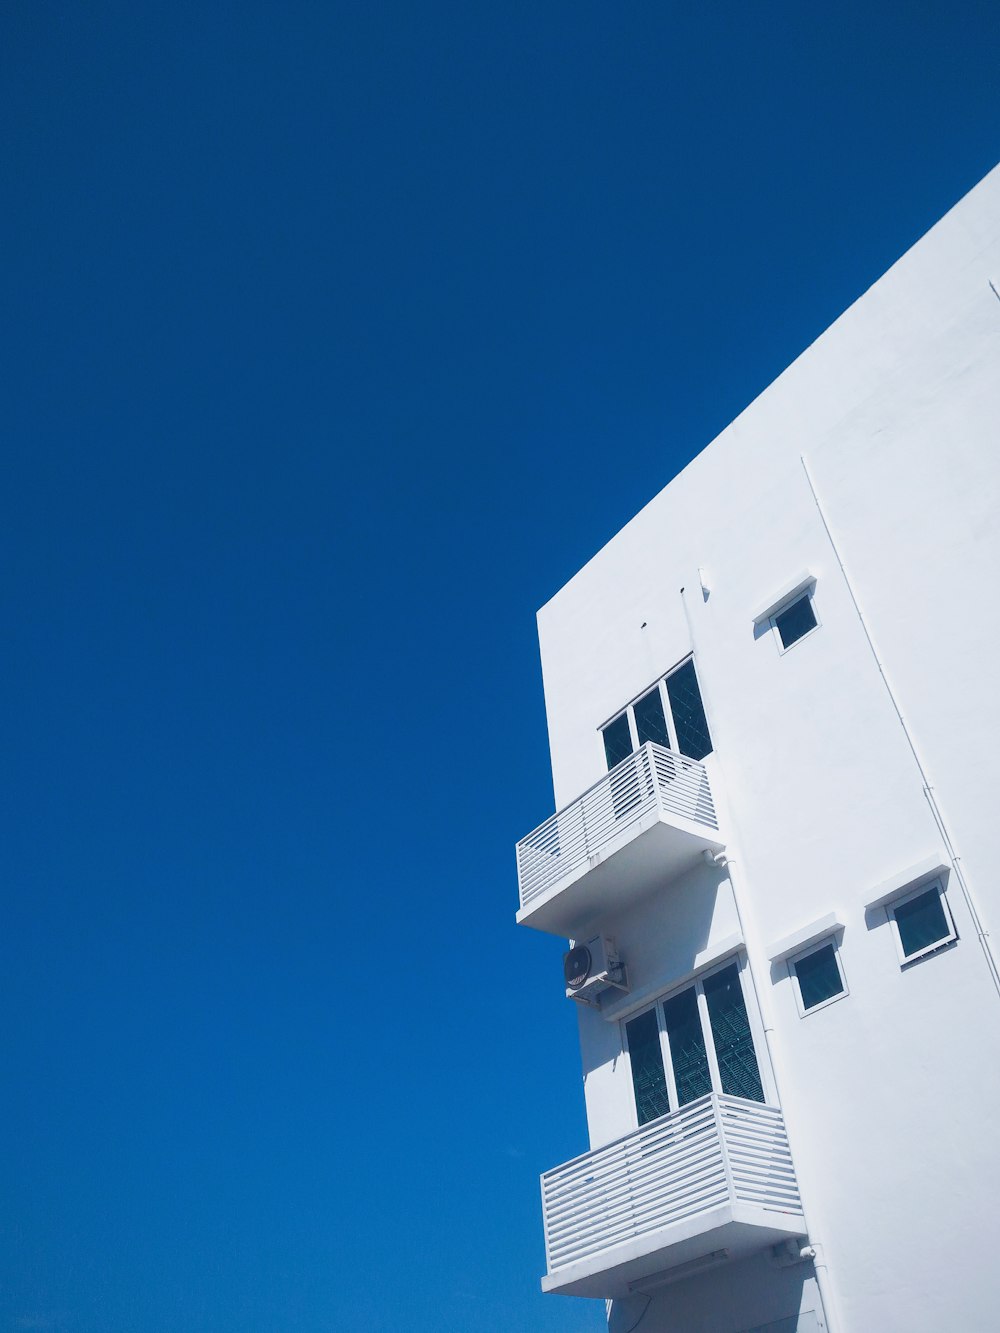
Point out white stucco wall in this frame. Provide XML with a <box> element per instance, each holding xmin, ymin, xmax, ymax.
<box><xmin>532</xmin><ymin>165</ymin><xmax>1000</xmax><ymax>1331</ymax></box>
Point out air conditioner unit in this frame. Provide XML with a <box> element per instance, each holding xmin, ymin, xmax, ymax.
<box><xmin>564</xmin><ymin>936</ymin><xmax>628</xmax><ymax>1006</ymax></box>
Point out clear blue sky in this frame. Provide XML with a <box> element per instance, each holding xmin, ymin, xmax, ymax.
<box><xmin>0</xmin><ymin>4</ymin><xmax>997</xmax><ymax>1330</ymax></box>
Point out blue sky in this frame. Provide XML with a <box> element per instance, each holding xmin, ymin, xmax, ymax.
<box><xmin>0</xmin><ymin>4</ymin><xmax>997</xmax><ymax>1330</ymax></box>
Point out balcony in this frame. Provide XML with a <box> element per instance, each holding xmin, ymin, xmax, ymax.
<box><xmin>516</xmin><ymin>742</ymin><xmax>724</xmax><ymax>937</ymax></box>
<box><xmin>540</xmin><ymin>1094</ymin><xmax>805</xmax><ymax>1299</ymax></box>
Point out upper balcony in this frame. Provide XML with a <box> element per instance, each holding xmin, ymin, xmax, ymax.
<box><xmin>540</xmin><ymin>1094</ymin><xmax>805</xmax><ymax>1299</ymax></box>
<box><xmin>516</xmin><ymin>742</ymin><xmax>724</xmax><ymax>937</ymax></box>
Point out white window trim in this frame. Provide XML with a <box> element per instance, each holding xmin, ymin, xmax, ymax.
<box><xmin>887</xmin><ymin>877</ymin><xmax>957</xmax><ymax>966</ymax></box>
<box><xmin>787</xmin><ymin>938</ymin><xmax>848</xmax><ymax>1018</ymax></box>
<box><xmin>768</xmin><ymin>586</ymin><xmax>821</xmax><ymax>655</ymax></box>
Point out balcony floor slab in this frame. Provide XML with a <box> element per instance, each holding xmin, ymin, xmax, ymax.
<box><xmin>517</xmin><ymin>812</ymin><xmax>725</xmax><ymax>938</ymax></box>
<box><xmin>541</xmin><ymin>1203</ymin><xmax>806</xmax><ymax>1299</ymax></box>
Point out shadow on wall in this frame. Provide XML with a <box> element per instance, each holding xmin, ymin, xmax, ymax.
<box><xmin>577</xmin><ymin>862</ymin><xmax>731</xmax><ymax>1084</ymax></box>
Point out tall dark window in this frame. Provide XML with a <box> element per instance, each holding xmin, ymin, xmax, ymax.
<box><xmin>662</xmin><ymin>987</ymin><xmax>711</xmax><ymax>1106</ymax></box>
<box><xmin>602</xmin><ymin>714</ymin><xmax>633</xmax><ymax>770</ymax></box>
<box><xmin>634</xmin><ymin>687</ymin><xmax>670</xmax><ymax>748</ymax></box>
<box><xmin>665</xmin><ymin>660</ymin><xmax>713</xmax><ymax>761</ymax></box>
<box><xmin>626</xmin><ymin>1009</ymin><xmax>670</xmax><ymax>1126</ymax></box>
<box><xmin>703</xmin><ymin>963</ymin><xmax>764</xmax><ymax>1103</ymax></box>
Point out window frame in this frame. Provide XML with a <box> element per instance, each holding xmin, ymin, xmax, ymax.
<box><xmin>887</xmin><ymin>877</ymin><xmax>957</xmax><ymax>966</ymax></box>
<box><xmin>768</xmin><ymin>587</ymin><xmax>820</xmax><ymax>654</ymax></box>
<box><xmin>621</xmin><ymin>954</ymin><xmax>773</xmax><ymax>1131</ymax></box>
<box><xmin>787</xmin><ymin>937</ymin><xmax>848</xmax><ymax>1018</ymax></box>
<box><xmin>600</xmin><ymin>656</ymin><xmax>712</xmax><ymax>764</ymax></box>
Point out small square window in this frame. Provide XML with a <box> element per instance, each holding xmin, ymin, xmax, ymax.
<box><xmin>790</xmin><ymin>940</ymin><xmax>847</xmax><ymax>1016</ymax></box>
<box><xmin>771</xmin><ymin>593</ymin><xmax>818</xmax><ymax>650</ymax></box>
<box><xmin>888</xmin><ymin>880</ymin><xmax>956</xmax><ymax>964</ymax></box>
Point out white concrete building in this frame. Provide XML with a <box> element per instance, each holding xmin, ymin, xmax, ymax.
<box><xmin>515</xmin><ymin>165</ymin><xmax>1000</xmax><ymax>1332</ymax></box>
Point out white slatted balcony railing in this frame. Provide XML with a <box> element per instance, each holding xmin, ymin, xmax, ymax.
<box><xmin>516</xmin><ymin>742</ymin><xmax>724</xmax><ymax>936</ymax></box>
<box><xmin>540</xmin><ymin>1094</ymin><xmax>805</xmax><ymax>1298</ymax></box>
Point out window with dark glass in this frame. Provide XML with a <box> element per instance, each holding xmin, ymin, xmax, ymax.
<box><xmin>600</xmin><ymin>658</ymin><xmax>713</xmax><ymax>771</ymax></box>
<box><xmin>602</xmin><ymin>713</ymin><xmax>633</xmax><ymax>770</ymax></box>
<box><xmin>626</xmin><ymin>1009</ymin><xmax>670</xmax><ymax>1126</ymax></box>
<box><xmin>665</xmin><ymin>660</ymin><xmax>712</xmax><ymax>760</ymax></box>
<box><xmin>662</xmin><ymin>986</ymin><xmax>711</xmax><ymax>1106</ymax></box>
<box><xmin>772</xmin><ymin>593</ymin><xmax>817</xmax><ymax>649</ymax></box>
<box><xmin>792</xmin><ymin>942</ymin><xmax>846</xmax><ymax>1012</ymax></box>
<box><xmin>634</xmin><ymin>687</ymin><xmax>670</xmax><ymax>748</ymax></box>
<box><xmin>623</xmin><ymin>958</ymin><xmax>766</xmax><ymax>1127</ymax></box>
<box><xmin>891</xmin><ymin>882</ymin><xmax>956</xmax><ymax>962</ymax></box>
<box><xmin>702</xmin><ymin>962</ymin><xmax>765</xmax><ymax>1102</ymax></box>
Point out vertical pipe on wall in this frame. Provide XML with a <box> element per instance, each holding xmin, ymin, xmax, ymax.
<box><xmin>678</xmin><ymin>585</ymin><xmax>841</xmax><ymax>1333</ymax></box>
<box><xmin>800</xmin><ymin>454</ymin><xmax>1000</xmax><ymax>1005</ymax></box>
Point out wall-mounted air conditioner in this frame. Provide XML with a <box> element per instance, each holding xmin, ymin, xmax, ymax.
<box><xmin>563</xmin><ymin>936</ymin><xmax>628</xmax><ymax>1006</ymax></box>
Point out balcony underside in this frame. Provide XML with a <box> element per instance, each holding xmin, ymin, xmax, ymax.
<box><xmin>541</xmin><ymin>1201</ymin><xmax>805</xmax><ymax>1299</ymax></box>
<box><xmin>516</xmin><ymin>811</ymin><xmax>725</xmax><ymax>937</ymax></box>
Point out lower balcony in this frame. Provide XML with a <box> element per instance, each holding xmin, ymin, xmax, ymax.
<box><xmin>540</xmin><ymin>1094</ymin><xmax>805</xmax><ymax>1299</ymax></box>
<box><xmin>516</xmin><ymin>742</ymin><xmax>724</xmax><ymax>937</ymax></box>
